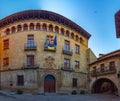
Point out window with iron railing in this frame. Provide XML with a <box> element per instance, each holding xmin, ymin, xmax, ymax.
<box><xmin>27</xmin><ymin>55</ymin><xmax>34</xmax><ymax>66</ymax></box>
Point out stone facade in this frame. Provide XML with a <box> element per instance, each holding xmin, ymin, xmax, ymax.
<box><xmin>89</xmin><ymin>49</ymin><xmax>120</xmax><ymax>95</ymax></box>
<box><xmin>0</xmin><ymin>10</ymin><xmax>93</xmax><ymax>93</ymax></box>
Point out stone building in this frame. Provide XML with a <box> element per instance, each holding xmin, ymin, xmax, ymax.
<box><xmin>89</xmin><ymin>49</ymin><xmax>120</xmax><ymax>95</ymax></box>
<box><xmin>0</xmin><ymin>10</ymin><xmax>95</xmax><ymax>93</ymax></box>
<box><xmin>115</xmin><ymin>10</ymin><xmax>120</xmax><ymax>38</ymax></box>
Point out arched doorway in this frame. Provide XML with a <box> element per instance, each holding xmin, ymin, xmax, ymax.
<box><xmin>44</xmin><ymin>75</ymin><xmax>56</xmax><ymax>93</ymax></box>
<box><xmin>92</xmin><ymin>78</ymin><xmax>118</xmax><ymax>95</ymax></box>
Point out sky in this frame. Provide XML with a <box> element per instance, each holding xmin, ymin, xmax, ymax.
<box><xmin>0</xmin><ymin>0</ymin><xmax>120</xmax><ymax>57</ymax></box>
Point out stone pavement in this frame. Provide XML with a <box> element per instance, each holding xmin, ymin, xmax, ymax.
<box><xmin>0</xmin><ymin>90</ymin><xmax>120</xmax><ymax>101</ymax></box>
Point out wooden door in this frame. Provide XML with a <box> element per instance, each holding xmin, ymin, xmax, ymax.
<box><xmin>44</xmin><ymin>75</ymin><xmax>55</xmax><ymax>93</ymax></box>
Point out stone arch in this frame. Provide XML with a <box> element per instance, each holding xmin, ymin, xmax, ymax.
<box><xmin>61</xmin><ymin>28</ymin><xmax>64</xmax><ymax>35</ymax></box>
<box><xmin>6</xmin><ymin>28</ymin><xmax>10</xmax><ymax>35</ymax></box>
<box><xmin>23</xmin><ymin>23</ymin><xmax>28</xmax><ymax>31</ymax></box>
<box><xmin>42</xmin><ymin>23</ymin><xmax>47</xmax><ymax>31</ymax></box>
<box><xmin>66</xmin><ymin>30</ymin><xmax>70</xmax><ymax>37</ymax></box>
<box><xmin>36</xmin><ymin>23</ymin><xmax>41</xmax><ymax>30</ymax></box>
<box><xmin>55</xmin><ymin>26</ymin><xmax>59</xmax><ymax>33</ymax></box>
<box><xmin>17</xmin><ymin>25</ymin><xmax>22</xmax><ymax>32</ymax></box>
<box><xmin>71</xmin><ymin>32</ymin><xmax>74</xmax><ymax>39</ymax></box>
<box><xmin>11</xmin><ymin>26</ymin><xmax>16</xmax><ymax>33</ymax></box>
<box><xmin>91</xmin><ymin>78</ymin><xmax>118</xmax><ymax>95</ymax></box>
<box><xmin>76</xmin><ymin>35</ymin><xmax>79</xmax><ymax>41</ymax></box>
<box><xmin>49</xmin><ymin>24</ymin><xmax>53</xmax><ymax>32</ymax></box>
<box><xmin>29</xmin><ymin>23</ymin><xmax>34</xmax><ymax>30</ymax></box>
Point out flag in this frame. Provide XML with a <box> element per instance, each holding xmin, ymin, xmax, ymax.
<box><xmin>54</xmin><ymin>35</ymin><xmax>57</xmax><ymax>46</ymax></box>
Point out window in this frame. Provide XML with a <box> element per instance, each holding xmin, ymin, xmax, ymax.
<box><xmin>75</xmin><ymin>44</ymin><xmax>79</xmax><ymax>54</ymax></box>
<box><xmin>42</xmin><ymin>23</ymin><xmax>47</xmax><ymax>31</ymax></box>
<box><xmin>74</xmin><ymin>61</ymin><xmax>79</xmax><ymax>69</ymax></box>
<box><xmin>76</xmin><ymin>35</ymin><xmax>79</xmax><ymax>41</ymax></box>
<box><xmin>61</xmin><ymin>28</ymin><xmax>64</xmax><ymax>35</ymax></box>
<box><xmin>100</xmin><ymin>64</ymin><xmax>104</xmax><ymax>72</ymax></box>
<box><xmin>55</xmin><ymin>26</ymin><xmax>59</xmax><ymax>33</ymax></box>
<box><xmin>3</xmin><ymin>39</ymin><xmax>9</xmax><ymax>50</ymax></box>
<box><xmin>36</xmin><ymin>23</ymin><xmax>41</xmax><ymax>30</ymax></box>
<box><xmin>64</xmin><ymin>58</ymin><xmax>70</xmax><ymax>68</ymax></box>
<box><xmin>72</xmin><ymin>78</ymin><xmax>77</xmax><ymax>88</ymax></box>
<box><xmin>11</xmin><ymin>27</ymin><xmax>16</xmax><ymax>33</ymax></box>
<box><xmin>109</xmin><ymin>61</ymin><xmax>115</xmax><ymax>70</ymax></box>
<box><xmin>17</xmin><ymin>25</ymin><xmax>22</xmax><ymax>32</ymax></box>
<box><xmin>64</xmin><ymin>40</ymin><xmax>70</xmax><ymax>51</ymax></box>
<box><xmin>23</xmin><ymin>24</ymin><xmax>28</xmax><ymax>31</ymax></box>
<box><xmin>49</xmin><ymin>24</ymin><xmax>53</xmax><ymax>32</ymax></box>
<box><xmin>27</xmin><ymin>35</ymin><xmax>34</xmax><ymax>47</ymax></box>
<box><xmin>30</xmin><ymin>23</ymin><xmax>34</xmax><ymax>30</ymax></box>
<box><xmin>17</xmin><ymin>75</ymin><xmax>24</xmax><ymax>86</ymax></box>
<box><xmin>27</xmin><ymin>55</ymin><xmax>34</xmax><ymax>66</ymax></box>
<box><xmin>66</xmin><ymin>30</ymin><xmax>69</xmax><ymax>37</ymax></box>
<box><xmin>3</xmin><ymin>58</ymin><xmax>9</xmax><ymax>66</ymax></box>
<box><xmin>6</xmin><ymin>28</ymin><xmax>10</xmax><ymax>35</ymax></box>
<box><xmin>71</xmin><ymin>33</ymin><xmax>74</xmax><ymax>39</ymax></box>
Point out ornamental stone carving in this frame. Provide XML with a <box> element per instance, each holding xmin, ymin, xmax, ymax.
<box><xmin>43</xmin><ymin>56</ymin><xmax>56</xmax><ymax>69</ymax></box>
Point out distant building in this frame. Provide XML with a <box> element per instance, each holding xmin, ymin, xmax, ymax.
<box><xmin>89</xmin><ymin>49</ymin><xmax>120</xmax><ymax>95</ymax></box>
<box><xmin>115</xmin><ymin>10</ymin><xmax>120</xmax><ymax>38</ymax></box>
<box><xmin>0</xmin><ymin>10</ymin><xmax>95</xmax><ymax>93</ymax></box>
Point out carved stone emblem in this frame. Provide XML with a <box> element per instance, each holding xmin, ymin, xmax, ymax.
<box><xmin>43</xmin><ymin>56</ymin><xmax>56</xmax><ymax>69</ymax></box>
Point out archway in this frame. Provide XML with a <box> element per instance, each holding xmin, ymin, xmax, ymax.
<box><xmin>92</xmin><ymin>78</ymin><xmax>118</xmax><ymax>95</ymax></box>
<box><xmin>44</xmin><ymin>75</ymin><xmax>56</xmax><ymax>93</ymax></box>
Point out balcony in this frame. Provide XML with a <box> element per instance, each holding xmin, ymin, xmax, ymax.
<box><xmin>23</xmin><ymin>62</ymin><xmax>39</xmax><ymax>69</ymax></box>
<box><xmin>61</xmin><ymin>64</ymin><xmax>74</xmax><ymax>72</ymax></box>
<box><xmin>62</xmin><ymin>48</ymin><xmax>73</xmax><ymax>56</ymax></box>
<box><xmin>91</xmin><ymin>67</ymin><xmax>116</xmax><ymax>77</ymax></box>
<box><xmin>24</xmin><ymin>43</ymin><xmax>37</xmax><ymax>51</ymax></box>
<box><xmin>44</xmin><ymin>43</ymin><xmax>56</xmax><ymax>52</ymax></box>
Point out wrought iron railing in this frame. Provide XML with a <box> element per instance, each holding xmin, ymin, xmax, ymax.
<box><xmin>24</xmin><ymin>43</ymin><xmax>37</xmax><ymax>50</ymax></box>
<box><xmin>23</xmin><ymin>62</ymin><xmax>39</xmax><ymax>69</ymax></box>
<box><xmin>61</xmin><ymin>64</ymin><xmax>74</xmax><ymax>72</ymax></box>
<box><xmin>62</xmin><ymin>47</ymin><xmax>73</xmax><ymax>56</ymax></box>
<box><xmin>91</xmin><ymin>67</ymin><xmax>116</xmax><ymax>76</ymax></box>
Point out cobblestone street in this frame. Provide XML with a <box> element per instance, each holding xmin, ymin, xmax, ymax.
<box><xmin>0</xmin><ymin>92</ymin><xmax>120</xmax><ymax>101</ymax></box>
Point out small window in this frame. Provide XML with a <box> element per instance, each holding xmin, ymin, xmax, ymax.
<box><xmin>76</xmin><ymin>35</ymin><xmax>78</xmax><ymax>41</ymax></box>
<box><xmin>11</xmin><ymin>27</ymin><xmax>16</xmax><ymax>33</ymax></box>
<box><xmin>27</xmin><ymin>55</ymin><xmax>34</xmax><ymax>66</ymax></box>
<box><xmin>3</xmin><ymin>39</ymin><xmax>9</xmax><ymax>50</ymax></box>
<box><xmin>80</xmin><ymin>37</ymin><xmax>84</xmax><ymax>43</ymax></box>
<box><xmin>66</xmin><ymin>30</ymin><xmax>69</xmax><ymax>37</ymax></box>
<box><xmin>42</xmin><ymin>23</ymin><xmax>47</xmax><ymax>31</ymax></box>
<box><xmin>3</xmin><ymin>58</ymin><xmax>9</xmax><ymax>66</ymax></box>
<box><xmin>36</xmin><ymin>23</ymin><xmax>41</xmax><ymax>30</ymax></box>
<box><xmin>23</xmin><ymin>24</ymin><xmax>28</xmax><ymax>31</ymax></box>
<box><xmin>30</xmin><ymin>23</ymin><xmax>34</xmax><ymax>30</ymax></box>
<box><xmin>75</xmin><ymin>44</ymin><xmax>80</xmax><ymax>54</ymax></box>
<box><xmin>100</xmin><ymin>64</ymin><xmax>104</xmax><ymax>71</ymax></box>
<box><xmin>109</xmin><ymin>61</ymin><xmax>115</xmax><ymax>70</ymax></box>
<box><xmin>55</xmin><ymin>26</ymin><xmax>59</xmax><ymax>33</ymax></box>
<box><xmin>17</xmin><ymin>25</ymin><xmax>22</xmax><ymax>32</ymax></box>
<box><xmin>74</xmin><ymin>61</ymin><xmax>80</xmax><ymax>69</ymax></box>
<box><xmin>17</xmin><ymin>75</ymin><xmax>24</xmax><ymax>86</ymax></box>
<box><xmin>61</xmin><ymin>28</ymin><xmax>64</xmax><ymax>35</ymax></box>
<box><xmin>72</xmin><ymin>78</ymin><xmax>77</xmax><ymax>88</ymax></box>
<box><xmin>6</xmin><ymin>28</ymin><xmax>10</xmax><ymax>35</ymax></box>
<box><xmin>49</xmin><ymin>24</ymin><xmax>53</xmax><ymax>32</ymax></box>
<box><xmin>64</xmin><ymin>58</ymin><xmax>70</xmax><ymax>68</ymax></box>
<box><xmin>71</xmin><ymin>32</ymin><xmax>74</xmax><ymax>39</ymax></box>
